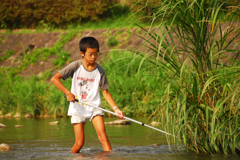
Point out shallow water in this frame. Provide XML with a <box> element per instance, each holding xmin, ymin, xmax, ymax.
<box><xmin>0</xmin><ymin>117</ymin><xmax>239</xmax><ymax>160</ymax></box>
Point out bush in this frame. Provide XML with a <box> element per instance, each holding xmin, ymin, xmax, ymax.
<box><xmin>125</xmin><ymin>0</ymin><xmax>240</xmax><ymax>19</ymax></box>
<box><xmin>107</xmin><ymin>36</ymin><xmax>119</xmax><ymax>47</ymax></box>
<box><xmin>0</xmin><ymin>0</ymin><xmax>117</xmax><ymax>29</ymax></box>
<box><xmin>125</xmin><ymin>0</ymin><xmax>163</xmax><ymax>16</ymax></box>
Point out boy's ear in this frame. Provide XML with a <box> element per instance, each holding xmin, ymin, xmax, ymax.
<box><xmin>80</xmin><ymin>51</ymin><xmax>84</xmax><ymax>57</ymax></box>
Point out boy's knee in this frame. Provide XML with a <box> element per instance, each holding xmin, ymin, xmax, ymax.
<box><xmin>74</xmin><ymin>141</ymin><xmax>84</xmax><ymax>149</ymax></box>
<box><xmin>71</xmin><ymin>141</ymin><xmax>84</xmax><ymax>153</ymax></box>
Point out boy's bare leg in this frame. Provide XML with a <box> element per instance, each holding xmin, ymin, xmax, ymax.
<box><xmin>71</xmin><ymin>123</ymin><xmax>85</xmax><ymax>153</ymax></box>
<box><xmin>92</xmin><ymin>115</ymin><xmax>112</xmax><ymax>151</ymax></box>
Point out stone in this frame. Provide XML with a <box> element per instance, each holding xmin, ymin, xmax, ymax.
<box><xmin>105</xmin><ymin>119</ymin><xmax>131</xmax><ymax>125</ymax></box>
<box><xmin>13</xmin><ymin>112</ymin><xmax>21</xmax><ymax>118</ymax></box>
<box><xmin>0</xmin><ymin>143</ymin><xmax>12</xmax><ymax>151</ymax></box>
<box><xmin>150</xmin><ymin>121</ymin><xmax>162</xmax><ymax>126</ymax></box>
<box><xmin>37</xmin><ymin>72</ymin><xmax>43</xmax><ymax>77</ymax></box>
<box><xmin>4</xmin><ymin>113</ymin><xmax>11</xmax><ymax>118</ymax></box>
<box><xmin>105</xmin><ymin>121</ymin><xmax>114</xmax><ymax>125</ymax></box>
<box><xmin>24</xmin><ymin>113</ymin><xmax>32</xmax><ymax>118</ymax></box>
<box><xmin>43</xmin><ymin>114</ymin><xmax>51</xmax><ymax>118</ymax></box>
<box><xmin>49</xmin><ymin>121</ymin><xmax>59</xmax><ymax>125</ymax></box>
<box><xmin>0</xmin><ymin>123</ymin><xmax>6</xmax><ymax>128</ymax></box>
<box><xmin>15</xmin><ymin>125</ymin><xmax>24</xmax><ymax>128</ymax></box>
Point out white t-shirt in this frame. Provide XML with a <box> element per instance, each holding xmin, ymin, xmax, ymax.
<box><xmin>59</xmin><ymin>60</ymin><xmax>109</xmax><ymax>118</ymax></box>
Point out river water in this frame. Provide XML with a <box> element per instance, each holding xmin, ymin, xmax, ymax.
<box><xmin>0</xmin><ymin>117</ymin><xmax>239</xmax><ymax>160</ymax></box>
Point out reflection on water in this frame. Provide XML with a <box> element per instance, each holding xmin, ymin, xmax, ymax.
<box><xmin>0</xmin><ymin>117</ymin><xmax>239</xmax><ymax>160</ymax></box>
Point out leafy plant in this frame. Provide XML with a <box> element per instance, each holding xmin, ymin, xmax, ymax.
<box><xmin>132</xmin><ymin>0</ymin><xmax>240</xmax><ymax>154</ymax></box>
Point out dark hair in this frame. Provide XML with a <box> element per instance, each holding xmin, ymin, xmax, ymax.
<box><xmin>79</xmin><ymin>37</ymin><xmax>99</xmax><ymax>54</ymax></box>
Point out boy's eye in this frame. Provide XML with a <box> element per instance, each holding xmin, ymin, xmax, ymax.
<box><xmin>87</xmin><ymin>53</ymin><xmax>99</xmax><ymax>57</ymax></box>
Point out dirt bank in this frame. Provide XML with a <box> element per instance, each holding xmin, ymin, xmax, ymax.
<box><xmin>0</xmin><ymin>22</ymin><xmax>239</xmax><ymax>78</ymax></box>
<box><xmin>0</xmin><ymin>27</ymin><xmax>151</xmax><ymax>77</ymax></box>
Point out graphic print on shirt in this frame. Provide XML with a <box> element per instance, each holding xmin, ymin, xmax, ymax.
<box><xmin>79</xmin><ymin>80</ymin><xmax>90</xmax><ymax>99</ymax></box>
<box><xmin>59</xmin><ymin>60</ymin><xmax>108</xmax><ymax>117</ymax></box>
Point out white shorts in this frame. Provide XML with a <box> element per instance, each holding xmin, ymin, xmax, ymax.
<box><xmin>71</xmin><ymin>109</ymin><xmax>104</xmax><ymax>124</ymax></box>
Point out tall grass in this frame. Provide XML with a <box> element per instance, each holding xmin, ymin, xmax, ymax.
<box><xmin>132</xmin><ymin>0</ymin><xmax>240</xmax><ymax>154</ymax></box>
<box><xmin>101</xmin><ymin>51</ymin><xmax>168</xmax><ymax>117</ymax></box>
<box><xmin>0</xmin><ymin>72</ymin><xmax>72</xmax><ymax>117</ymax></box>
<box><xmin>0</xmin><ymin>51</ymin><xmax>169</xmax><ymax>117</ymax></box>
<box><xmin>0</xmin><ymin>74</ymin><xmax>45</xmax><ymax>116</ymax></box>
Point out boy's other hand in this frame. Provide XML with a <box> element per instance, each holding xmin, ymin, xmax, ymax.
<box><xmin>66</xmin><ymin>93</ymin><xmax>76</xmax><ymax>102</ymax></box>
<box><xmin>114</xmin><ymin>108</ymin><xmax>125</xmax><ymax>119</ymax></box>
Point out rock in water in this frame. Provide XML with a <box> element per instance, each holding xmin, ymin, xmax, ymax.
<box><xmin>13</xmin><ymin>112</ymin><xmax>21</xmax><ymax>118</ymax></box>
<box><xmin>0</xmin><ymin>143</ymin><xmax>12</xmax><ymax>151</ymax></box>
<box><xmin>150</xmin><ymin>121</ymin><xmax>162</xmax><ymax>126</ymax></box>
<box><xmin>105</xmin><ymin>119</ymin><xmax>131</xmax><ymax>125</ymax></box>
<box><xmin>15</xmin><ymin>125</ymin><xmax>24</xmax><ymax>128</ymax></box>
<box><xmin>49</xmin><ymin>121</ymin><xmax>59</xmax><ymax>125</ymax></box>
<box><xmin>0</xmin><ymin>123</ymin><xmax>6</xmax><ymax>128</ymax></box>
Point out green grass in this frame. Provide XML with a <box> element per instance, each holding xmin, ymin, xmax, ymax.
<box><xmin>0</xmin><ymin>50</ymin><xmax>15</xmax><ymax>61</ymax></box>
<box><xmin>0</xmin><ymin>50</ymin><xmax>169</xmax><ymax>118</ymax></box>
<box><xmin>101</xmin><ymin>51</ymin><xmax>168</xmax><ymax>117</ymax></box>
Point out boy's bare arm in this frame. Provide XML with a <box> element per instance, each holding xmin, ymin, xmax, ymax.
<box><xmin>51</xmin><ymin>73</ymin><xmax>75</xmax><ymax>102</ymax></box>
<box><xmin>102</xmin><ymin>89</ymin><xmax>124</xmax><ymax>119</ymax></box>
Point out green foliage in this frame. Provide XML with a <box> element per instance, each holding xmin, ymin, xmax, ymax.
<box><xmin>107</xmin><ymin>36</ymin><xmax>119</xmax><ymax>47</ymax></box>
<box><xmin>132</xmin><ymin>0</ymin><xmax>240</xmax><ymax>154</ymax></box>
<box><xmin>227</xmin><ymin>0</ymin><xmax>240</xmax><ymax>6</ymax></box>
<box><xmin>127</xmin><ymin>0</ymin><xmax>163</xmax><ymax>16</ymax></box>
<box><xmin>0</xmin><ymin>31</ymin><xmax>77</xmax><ymax>117</ymax></box>
<box><xmin>101</xmin><ymin>51</ymin><xmax>168</xmax><ymax>117</ymax></box>
<box><xmin>0</xmin><ymin>74</ymin><xmax>47</xmax><ymax>116</ymax></box>
<box><xmin>0</xmin><ymin>0</ymin><xmax>117</xmax><ymax>29</ymax></box>
<box><xmin>0</xmin><ymin>72</ymin><xmax>72</xmax><ymax>117</ymax></box>
<box><xmin>0</xmin><ymin>73</ymin><xmax>18</xmax><ymax>115</ymax></box>
<box><xmin>0</xmin><ymin>50</ymin><xmax>15</xmax><ymax>61</ymax></box>
<box><xmin>0</xmin><ymin>50</ymin><xmax>169</xmax><ymax>118</ymax></box>
<box><xmin>45</xmin><ymin>79</ymin><xmax>71</xmax><ymax>117</ymax></box>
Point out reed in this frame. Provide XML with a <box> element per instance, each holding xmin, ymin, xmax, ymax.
<box><xmin>131</xmin><ymin>0</ymin><xmax>240</xmax><ymax>154</ymax></box>
<box><xmin>101</xmin><ymin>51</ymin><xmax>168</xmax><ymax>117</ymax></box>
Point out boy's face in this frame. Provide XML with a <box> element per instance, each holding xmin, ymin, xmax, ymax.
<box><xmin>80</xmin><ymin>47</ymin><xmax>98</xmax><ymax>64</ymax></box>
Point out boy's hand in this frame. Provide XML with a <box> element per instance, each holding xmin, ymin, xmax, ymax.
<box><xmin>66</xmin><ymin>93</ymin><xmax>75</xmax><ymax>102</ymax></box>
<box><xmin>114</xmin><ymin>108</ymin><xmax>125</xmax><ymax>119</ymax></box>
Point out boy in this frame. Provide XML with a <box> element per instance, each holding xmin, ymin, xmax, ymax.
<box><xmin>51</xmin><ymin>37</ymin><xmax>124</xmax><ymax>153</ymax></box>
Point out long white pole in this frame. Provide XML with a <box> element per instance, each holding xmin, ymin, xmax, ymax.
<box><xmin>72</xmin><ymin>98</ymin><xmax>175</xmax><ymax>137</ymax></box>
